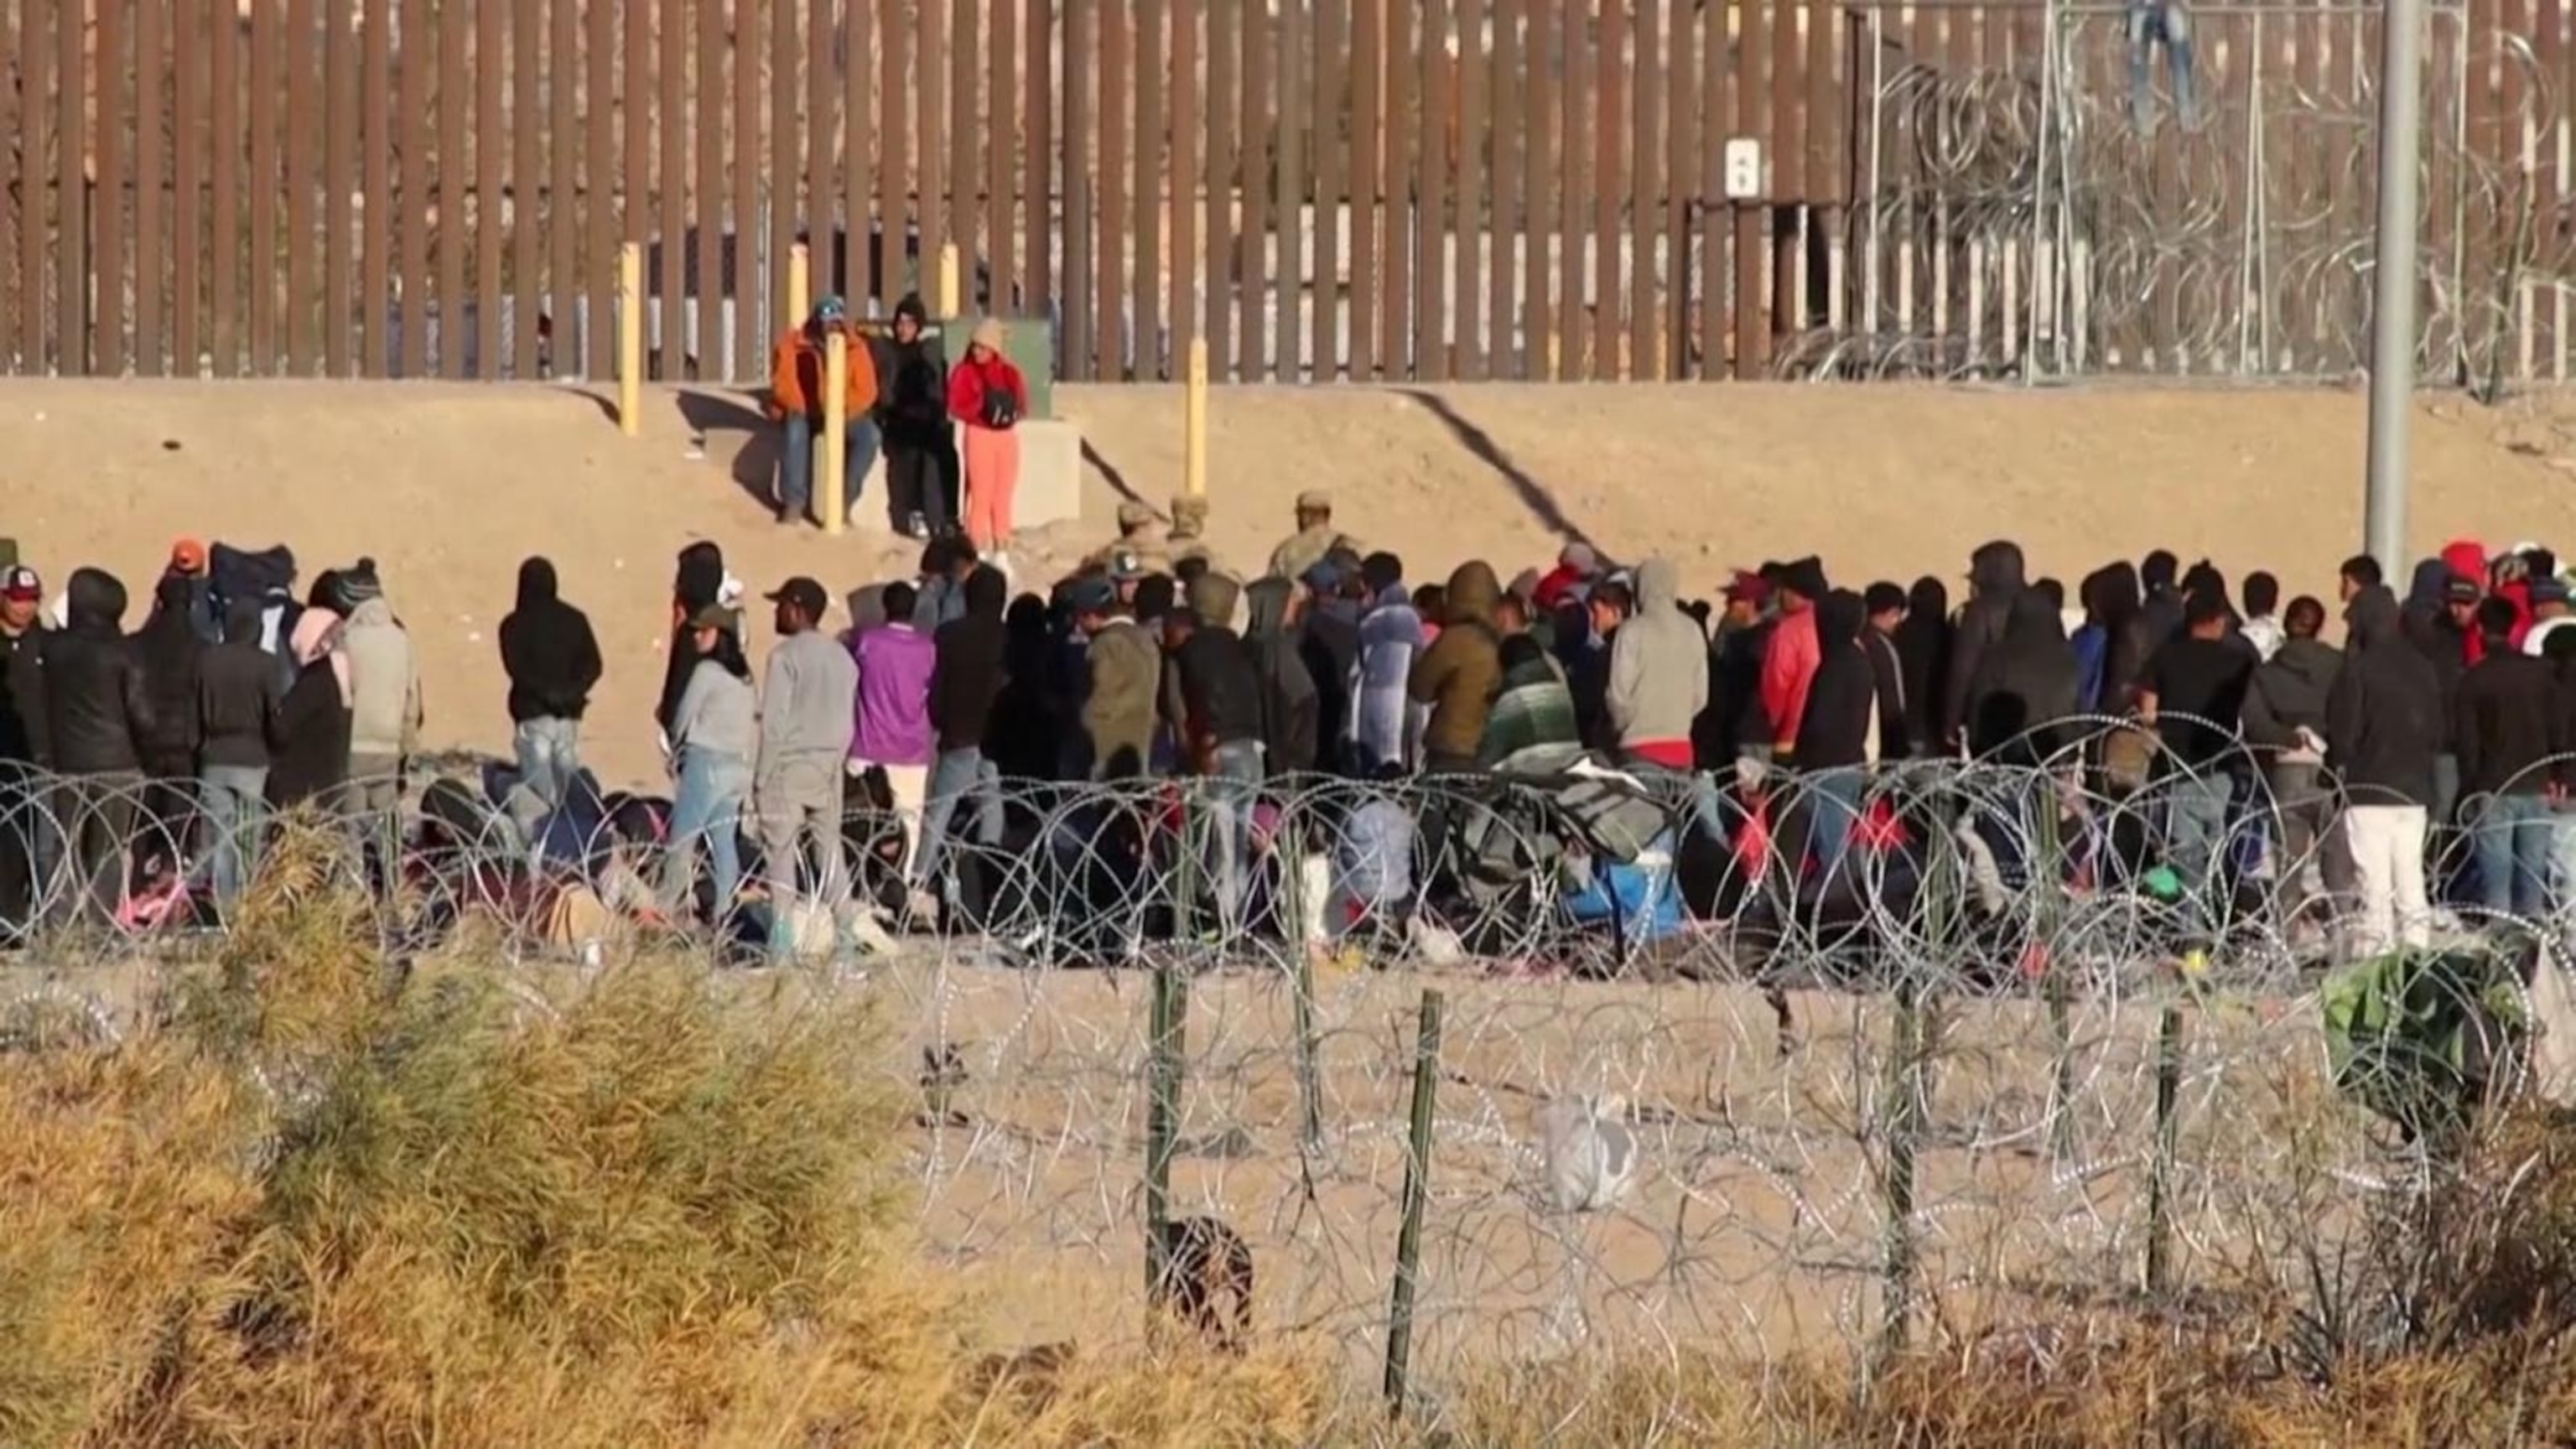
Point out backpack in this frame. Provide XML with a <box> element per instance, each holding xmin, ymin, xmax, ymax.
<box><xmin>979</xmin><ymin>380</ymin><xmax>1021</xmax><ymax>429</ymax></box>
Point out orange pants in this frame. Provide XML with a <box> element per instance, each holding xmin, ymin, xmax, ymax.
<box><xmin>961</xmin><ymin>423</ymin><xmax>1021</xmax><ymax>550</ymax></box>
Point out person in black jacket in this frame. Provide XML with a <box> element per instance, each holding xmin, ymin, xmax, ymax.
<box><xmin>131</xmin><ymin>572</ymin><xmax>205</xmax><ymax>882</ymax></box>
<box><xmin>39</xmin><ymin>568</ymin><xmax>156</xmax><ymax>927</ymax></box>
<box><xmin>498</xmin><ymin>556</ymin><xmax>605</xmax><ymax>830</ymax></box>
<box><xmin>195</xmin><ymin>595</ymin><xmax>283</xmax><ymax>911</ymax></box>
<box><xmin>1297</xmin><ymin>554</ymin><xmax>1363</xmax><ymax>773</ymax></box>
<box><xmin>657</xmin><ymin>541</ymin><xmax>729</xmax><ymax>737</ymax></box>
<box><xmin>1940</xmin><ymin>540</ymin><xmax>2026</xmax><ymax>752</ymax></box>
<box><xmin>1889</xmin><ymin>576</ymin><xmax>1948</xmax><ymax>758</ymax></box>
<box><xmin>1966</xmin><ymin>589</ymin><xmax>2080</xmax><ymax>766</ymax></box>
<box><xmin>1165</xmin><ymin>571</ymin><xmax>1267</xmax><ymax>928</ymax></box>
<box><xmin>2327</xmin><ymin>584</ymin><xmax>2443</xmax><ymax>953</ymax></box>
<box><xmin>0</xmin><ymin>565</ymin><xmax>49</xmax><ymax>937</ymax></box>
<box><xmin>1862</xmin><ymin>581</ymin><xmax>1911</xmax><ymax>762</ymax></box>
<box><xmin>268</xmin><ymin>573</ymin><xmax>354</xmax><ymax>813</ymax></box>
<box><xmin>2452</xmin><ymin>595</ymin><xmax>2568</xmax><ymax>918</ymax></box>
<box><xmin>880</xmin><ymin>293</ymin><xmax>957</xmax><ymax>538</ymax></box>
<box><xmin>915</xmin><ymin>564</ymin><xmax>1009</xmax><ymax>897</ymax></box>
<box><xmin>1794</xmin><ymin>589</ymin><xmax>1876</xmax><ymax>887</ymax></box>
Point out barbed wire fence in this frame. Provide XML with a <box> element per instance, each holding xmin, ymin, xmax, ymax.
<box><xmin>1</xmin><ymin>723</ymin><xmax>2566</xmax><ymax>1426</ymax></box>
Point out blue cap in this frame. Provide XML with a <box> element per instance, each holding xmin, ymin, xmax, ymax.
<box><xmin>812</xmin><ymin>295</ymin><xmax>848</xmax><ymax>323</ymax></box>
<box><xmin>1301</xmin><ymin>557</ymin><xmax>1343</xmax><ymax>593</ymax></box>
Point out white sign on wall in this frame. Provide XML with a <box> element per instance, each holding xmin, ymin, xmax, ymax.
<box><xmin>1722</xmin><ymin>138</ymin><xmax>1763</xmax><ymax>202</ymax></box>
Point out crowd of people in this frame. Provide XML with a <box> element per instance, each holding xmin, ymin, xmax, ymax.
<box><xmin>1</xmin><ymin>501</ymin><xmax>2572</xmax><ymax>965</ymax></box>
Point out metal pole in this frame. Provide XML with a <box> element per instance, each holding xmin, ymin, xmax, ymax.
<box><xmin>2366</xmin><ymin>0</ymin><xmax>2425</xmax><ymax>576</ymax></box>
<box><xmin>1383</xmin><ymin>989</ymin><xmax>1445</xmax><ymax>1418</ymax></box>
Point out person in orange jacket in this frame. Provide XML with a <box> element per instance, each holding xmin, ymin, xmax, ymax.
<box><xmin>767</xmin><ymin>296</ymin><xmax>882</xmax><ymax>528</ymax></box>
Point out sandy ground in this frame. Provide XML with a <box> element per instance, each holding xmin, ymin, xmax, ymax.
<box><xmin>9</xmin><ymin>377</ymin><xmax>2576</xmax><ymax>785</ymax></box>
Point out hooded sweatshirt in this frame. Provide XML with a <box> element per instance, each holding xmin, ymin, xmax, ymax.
<box><xmin>198</xmin><ymin>596</ymin><xmax>285</xmax><ymax>770</ymax></box>
<box><xmin>1794</xmin><ymin>590</ymin><xmax>1877</xmax><ymax>771</ymax></box>
<box><xmin>1607</xmin><ymin>557</ymin><xmax>1710</xmax><ymax>767</ymax></box>
<box><xmin>1244</xmin><ymin>577</ymin><xmax>1320</xmax><ymax>774</ymax></box>
<box><xmin>1078</xmin><ymin>613</ymin><xmax>1161</xmax><ymax>781</ymax></box>
<box><xmin>134</xmin><ymin>572</ymin><xmax>204</xmax><ymax>771</ymax></box>
<box><xmin>1890</xmin><ymin>578</ymin><xmax>1950</xmax><ymax>755</ymax></box>
<box><xmin>1758</xmin><ymin>583</ymin><xmax>1825</xmax><ymax>753</ymax></box>
<box><xmin>342</xmin><ymin>597</ymin><xmax>423</xmax><ymax>761</ymax></box>
<box><xmin>1942</xmin><ymin>540</ymin><xmax>2028</xmax><ymax>747</ymax></box>
<box><xmin>1173</xmin><ymin>571</ymin><xmax>1263</xmax><ymax>755</ymax></box>
<box><xmin>499</xmin><ymin>557</ymin><xmax>604</xmax><ymax>723</ymax></box>
<box><xmin>882</xmin><ymin>293</ymin><xmax>952</xmax><ymax>449</ymax></box>
<box><xmin>2241</xmin><ymin>636</ymin><xmax>2341</xmax><ymax>757</ymax></box>
<box><xmin>927</xmin><ymin>566</ymin><xmax>1010</xmax><ymax>754</ymax></box>
<box><xmin>1965</xmin><ymin>590</ymin><xmax>2080</xmax><ymax>763</ymax></box>
<box><xmin>268</xmin><ymin>612</ymin><xmax>353</xmax><ymax>808</ymax></box>
<box><xmin>1409</xmin><ymin>562</ymin><xmax>1504</xmax><ymax>766</ymax></box>
<box><xmin>39</xmin><ymin>569</ymin><xmax>153</xmax><ymax>775</ymax></box>
<box><xmin>2326</xmin><ymin>585</ymin><xmax>2444</xmax><ymax>808</ymax></box>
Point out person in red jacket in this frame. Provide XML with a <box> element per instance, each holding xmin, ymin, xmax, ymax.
<box><xmin>947</xmin><ymin>319</ymin><xmax>1030</xmax><ymax>564</ymax></box>
<box><xmin>1759</xmin><ymin>557</ymin><xmax>1828</xmax><ymax>764</ymax></box>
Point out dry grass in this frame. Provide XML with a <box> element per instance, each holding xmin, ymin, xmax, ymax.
<box><xmin>16</xmin><ymin>822</ymin><xmax>2576</xmax><ymax>1446</ymax></box>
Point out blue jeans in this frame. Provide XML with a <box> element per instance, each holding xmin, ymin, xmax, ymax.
<box><xmin>2161</xmin><ymin>771</ymin><xmax>2233</xmax><ymax>931</ymax></box>
<box><xmin>2127</xmin><ymin>0</ymin><xmax>2198</xmax><ymax>133</ymax></box>
<box><xmin>196</xmin><ymin>765</ymin><xmax>268</xmax><ymax>910</ymax></box>
<box><xmin>2473</xmin><ymin>792</ymin><xmax>2553</xmax><ymax>918</ymax></box>
<box><xmin>1800</xmin><ymin>768</ymin><xmax>1865</xmax><ymax>887</ymax></box>
<box><xmin>509</xmin><ymin>716</ymin><xmax>580</xmax><ymax>840</ymax></box>
<box><xmin>1201</xmin><ymin>740</ymin><xmax>1266</xmax><ymax>930</ymax></box>
<box><xmin>662</xmin><ymin>750</ymin><xmax>748</xmax><ymax>923</ymax></box>
<box><xmin>915</xmin><ymin>746</ymin><xmax>1003</xmax><ymax>894</ymax></box>
<box><xmin>778</xmin><ymin>413</ymin><xmax>883</xmax><ymax>523</ymax></box>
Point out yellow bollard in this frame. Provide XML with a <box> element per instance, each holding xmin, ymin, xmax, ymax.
<box><xmin>1184</xmin><ymin>336</ymin><xmax>1208</xmax><ymax>500</ymax></box>
<box><xmin>821</xmin><ymin>329</ymin><xmax>849</xmax><ymax>536</ymax></box>
<box><xmin>618</xmin><ymin>242</ymin><xmax>642</xmax><ymax>436</ymax></box>
<box><xmin>936</xmin><ymin>243</ymin><xmax>962</xmax><ymax>319</ymax></box>
<box><xmin>787</xmin><ymin>242</ymin><xmax>811</xmax><ymax>330</ymax></box>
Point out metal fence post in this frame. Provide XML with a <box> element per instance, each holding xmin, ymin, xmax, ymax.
<box><xmin>1383</xmin><ymin>988</ymin><xmax>1445</xmax><ymax>1417</ymax></box>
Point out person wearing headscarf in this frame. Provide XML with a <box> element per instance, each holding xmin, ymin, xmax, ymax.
<box><xmin>1478</xmin><ymin>633</ymin><xmax>1581</xmax><ymax>771</ymax></box>
<box><xmin>1940</xmin><ymin>543</ymin><xmax>2028</xmax><ymax>753</ymax></box>
<box><xmin>132</xmin><ymin>571</ymin><xmax>205</xmax><ymax>880</ymax></box>
<box><xmin>2328</xmin><ymin>584</ymin><xmax>2444</xmax><ymax>954</ymax></box>
<box><xmin>880</xmin><ymin>292</ymin><xmax>954</xmax><ymax>538</ymax></box>
<box><xmin>498</xmin><ymin>556</ymin><xmax>603</xmax><ymax>828</ymax></box>
<box><xmin>1965</xmin><ymin>589</ymin><xmax>2080</xmax><ymax>766</ymax></box>
<box><xmin>948</xmin><ymin>317</ymin><xmax>1031</xmax><ymax>563</ymax></box>
<box><xmin>1244</xmin><ymin>576</ymin><xmax>1320</xmax><ymax>776</ymax></box>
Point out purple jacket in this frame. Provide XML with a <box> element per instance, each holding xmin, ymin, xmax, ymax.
<box><xmin>849</xmin><ymin>622</ymin><xmax>937</xmax><ymax>766</ymax></box>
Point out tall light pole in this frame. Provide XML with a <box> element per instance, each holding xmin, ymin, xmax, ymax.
<box><xmin>2366</xmin><ymin>0</ymin><xmax>2426</xmax><ymax>577</ymax></box>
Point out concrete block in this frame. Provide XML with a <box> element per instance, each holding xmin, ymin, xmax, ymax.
<box><xmin>1004</xmin><ymin>418</ymin><xmax>1083</xmax><ymax>530</ymax></box>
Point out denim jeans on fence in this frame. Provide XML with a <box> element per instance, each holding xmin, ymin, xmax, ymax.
<box><xmin>1199</xmin><ymin>740</ymin><xmax>1267</xmax><ymax>932</ymax></box>
<box><xmin>779</xmin><ymin>413</ymin><xmax>883</xmax><ymax>524</ymax></box>
<box><xmin>2472</xmin><ymin>792</ymin><xmax>2554</xmax><ymax>919</ymax></box>
<box><xmin>662</xmin><ymin>749</ymin><xmax>748</xmax><ymax>924</ymax></box>
<box><xmin>915</xmin><ymin>746</ymin><xmax>1004</xmax><ymax>896</ymax></box>
<box><xmin>2126</xmin><ymin>0</ymin><xmax>2199</xmax><ymax>134</ymax></box>
<box><xmin>196</xmin><ymin>765</ymin><xmax>269</xmax><ymax>911</ymax></box>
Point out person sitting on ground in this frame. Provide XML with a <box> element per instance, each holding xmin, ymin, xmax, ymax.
<box><xmin>1267</xmin><ymin>490</ymin><xmax>1358</xmax><ymax>583</ymax></box>
<box><xmin>1478</xmin><ymin>633</ymin><xmax>1581</xmax><ymax>772</ymax></box>
<box><xmin>766</xmin><ymin>295</ymin><xmax>882</xmax><ymax>529</ymax></box>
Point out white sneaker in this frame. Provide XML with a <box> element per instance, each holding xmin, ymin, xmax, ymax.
<box><xmin>902</xmin><ymin>888</ymin><xmax>941</xmax><ymax>925</ymax></box>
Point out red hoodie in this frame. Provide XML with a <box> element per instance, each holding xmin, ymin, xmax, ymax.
<box><xmin>1758</xmin><ymin>603</ymin><xmax>1821</xmax><ymax>753</ymax></box>
<box><xmin>2442</xmin><ymin>539</ymin><xmax>2496</xmax><ymax>665</ymax></box>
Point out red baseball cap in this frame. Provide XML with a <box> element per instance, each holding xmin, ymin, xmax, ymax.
<box><xmin>1</xmin><ymin>566</ymin><xmax>40</xmax><ymax>602</ymax></box>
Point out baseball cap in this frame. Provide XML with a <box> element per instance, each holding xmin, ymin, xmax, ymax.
<box><xmin>1304</xmin><ymin>557</ymin><xmax>1345</xmax><ymax>594</ymax></box>
<box><xmin>2533</xmin><ymin>575</ymin><xmax>2571</xmax><ymax>605</ymax></box>
<box><xmin>1723</xmin><ymin>569</ymin><xmax>1771</xmax><ymax>605</ymax></box>
<box><xmin>1</xmin><ymin>566</ymin><xmax>39</xmax><ymax>602</ymax></box>
<box><xmin>683</xmin><ymin>602</ymin><xmax>734</xmax><ymax>631</ymax></box>
<box><xmin>766</xmin><ymin>576</ymin><xmax>830</xmax><ymax>618</ymax></box>
<box><xmin>2444</xmin><ymin>578</ymin><xmax>2482</xmax><ymax>605</ymax></box>
<box><xmin>1296</xmin><ymin>489</ymin><xmax>1332</xmax><ymax>512</ymax></box>
<box><xmin>169</xmin><ymin>538</ymin><xmax>208</xmax><ymax>574</ymax></box>
<box><xmin>1109</xmin><ymin>548</ymin><xmax>1146</xmax><ymax>581</ymax></box>
<box><xmin>811</xmin><ymin>295</ymin><xmax>848</xmax><ymax>324</ymax></box>
<box><xmin>1067</xmin><ymin>576</ymin><xmax>1119</xmax><ymax>614</ymax></box>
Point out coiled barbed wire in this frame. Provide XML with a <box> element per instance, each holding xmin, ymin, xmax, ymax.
<box><xmin>0</xmin><ymin>732</ymin><xmax>2560</xmax><ymax>1414</ymax></box>
<box><xmin>1780</xmin><ymin>5</ymin><xmax>2566</xmax><ymax>389</ymax></box>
